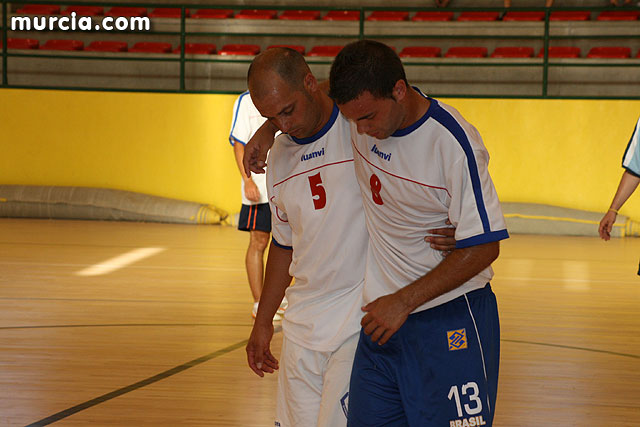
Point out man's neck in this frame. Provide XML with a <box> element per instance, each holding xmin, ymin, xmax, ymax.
<box><xmin>399</xmin><ymin>86</ymin><xmax>430</xmax><ymax>130</ymax></box>
<box><xmin>306</xmin><ymin>91</ymin><xmax>335</xmax><ymax>137</ymax></box>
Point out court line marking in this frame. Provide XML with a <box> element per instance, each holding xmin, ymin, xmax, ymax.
<box><xmin>75</xmin><ymin>247</ymin><xmax>166</xmax><ymax>276</ymax></box>
<box><xmin>24</xmin><ymin>326</ymin><xmax>282</xmax><ymax>427</ymax></box>
<box><xmin>502</xmin><ymin>339</ymin><xmax>640</xmax><ymax>360</ymax></box>
<box><xmin>0</xmin><ymin>297</ymin><xmax>247</xmax><ymax>305</ymax></box>
<box><xmin>2</xmin><ymin>323</ymin><xmax>636</xmax><ymax>360</ymax></box>
<box><xmin>0</xmin><ymin>261</ymin><xmax>243</xmax><ymax>272</ymax></box>
<box><xmin>496</xmin><ymin>276</ymin><xmax>639</xmax><ymax>285</ymax></box>
<box><xmin>0</xmin><ymin>323</ymin><xmax>255</xmax><ymax>330</ymax></box>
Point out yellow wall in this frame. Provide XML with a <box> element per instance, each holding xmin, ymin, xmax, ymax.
<box><xmin>1</xmin><ymin>89</ymin><xmax>638</xmax><ymax>220</ymax></box>
<box><xmin>444</xmin><ymin>98</ymin><xmax>640</xmax><ymax>220</ymax></box>
<box><xmin>0</xmin><ymin>88</ymin><xmax>242</xmax><ymax>215</ymax></box>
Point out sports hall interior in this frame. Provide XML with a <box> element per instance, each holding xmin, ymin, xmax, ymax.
<box><xmin>1</xmin><ymin>0</ymin><xmax>639</xmax><ymax>425</ymax></box>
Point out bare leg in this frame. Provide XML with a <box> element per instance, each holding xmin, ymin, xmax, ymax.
<box><xmin>246</xmin><ymin>230</ymin><xmax>270</xmax><ymax>302</ymax></box>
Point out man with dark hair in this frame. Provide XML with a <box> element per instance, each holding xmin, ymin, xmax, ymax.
<box><xmin>328</xmin><ymin>39</ymin><xmax>408</xmax><ymax>106</ymax></box>
<box><xmin>330</xmin><ymin>40</ymin><xmax>507</xmax><ymax>427</ymax></box>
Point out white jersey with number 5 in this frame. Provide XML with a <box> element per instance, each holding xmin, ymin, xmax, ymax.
<box><xmin>350</xmin><ymin>93</ymin><xmax>509</xmax><ymax>314</ymax></box>
<box><xmin>267</xmin><ymin>104</ymin><xmax>368</xmax><ymax>352</ymax></box>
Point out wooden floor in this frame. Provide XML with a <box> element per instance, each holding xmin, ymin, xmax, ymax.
<box><xmin>0</xmin><ymin>218</ymin><xmax>639</xmax><ymax>426</ymax></box>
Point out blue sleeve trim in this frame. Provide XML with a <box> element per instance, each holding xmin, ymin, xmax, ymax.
<box><xmin>272</xmin><ymin>238</ymin><xmax>293</xmax><ymax>251</ymax></box>
<box><xmin>431</xmin><ymin>103</ymin><xmax>492</xmax><ymax>234</ymax></box>
<box><xmin>229</xmin><ymin>136</ymin><xmax>247</xmax><ymax>146</ymax></box>
<box><xmin>456</xmin><ymin>229</ymin><xmax>509</xmax><ymax>249</ymax></box>
<box><xmin>229</xmin><ymin>91</ymin><xmax>250</xmax><ymax>146</ymax></box>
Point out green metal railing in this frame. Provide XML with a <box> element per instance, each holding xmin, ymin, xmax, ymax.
<box><xmin>2</xmin><ymin>1</ymin><xmax>639</xmax><ymax>98</ymax></box>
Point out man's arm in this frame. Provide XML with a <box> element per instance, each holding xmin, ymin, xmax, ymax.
<box><xmin>246</xmin><ymin>242</ymin><xmax>292</xmax><ymax>376</ymax></box>
<box><xmin>243</xmin><ymin>121</ymin><xmax>279</xmax><ymax>176</ymax></box>
<box><xmin>361</xmin><ymin>241</ymin><xmax>499</xmax><ymax>345</ymax></box>
<box><xmin>232</xmin><ymin>141</ymin><xmax>260</xmax><ymax>202</ymax></box>
<box><xmin>599</xmin><ymin>170</ymin><xmax>640</xmax><ymax>240</ymax></box>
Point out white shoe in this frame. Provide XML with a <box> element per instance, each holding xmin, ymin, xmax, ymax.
<box><xmin>252</xmin><ymin>302</ymin><xmax>282</xmax><ymax>321</ymax></box>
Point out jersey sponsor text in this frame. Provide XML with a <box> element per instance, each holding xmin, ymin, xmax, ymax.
<box><xmin>371</xmin><ymin>144</ymin><xmax>391</xmax><ymax>161</ymax></box>
<box><xmin>301</xmin><ymin>147</ymin><xmax>325</xmax><ymax>162</ymax></box>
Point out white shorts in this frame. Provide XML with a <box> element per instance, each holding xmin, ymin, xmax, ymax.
<box><xmin>275</xmin><ymin>333</ymin><xmax>359</xmax><ymax>427</ymax></box>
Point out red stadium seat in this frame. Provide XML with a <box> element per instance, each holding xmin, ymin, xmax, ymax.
<box><xmin>586</xmin><ymin>46</ymin><xmax>631</xmax><ymax>59</ymax></box>
<box><xmin>412</xmin><ymin>11</ymin><xmax>454</xmax><ymax>21</ymax></box>
<box><xmin>191</xmin><ymin>9</ymin><xmax>233</xmax><ymax>19</ymax></box>
<box><xmin>62</xmin><ymin>6</ymin><xmax>104</xmax><ymax>16</ymax></box>
<box><xmin>279</xmin><ymin>10</ymin><xmax>321</xmax><ymax>20</ymax></box>
<box><xmin>322</xmin><ymin>10</ymin><xmax>360</xmax><ymax>21</ymax></box>
<box><xmin>399</xmin><ymin>46</ymin><xmax>441</xmax><ymax>58</ymax></box>
<box><xmin>174</xmin><ymin>43</ymin><xmax>216</xmax><ymax>54</ymax></box>
<box><xmin>537</xmin><ymin>46</ymin><xmax>581</xmax><ymax>58</ymax></box>
<box><xmin>503</xmin><ymin>11</ymin><xmax>546</xmax><ymax>21</ymax></box>
<box><xmin>129</xmin><ymin>42</ymin><xmax>172</xmax><ymax>53</ymax></box>
<box><xmin>445</xmin><ymin>46</ymin><xmax>488</xmax><ymax>58</ymax></box>
<box><xmin>219</xmin><ymin>44</ymin><xmax>260</xmax><ymax>56</ymax></box>
<box><xmin>235</xmin><ymin>9</ymin><xmax>277</xmax><ymax>20</ymax></box>
<box><xmin>268</xmin><ymin>44</ymin><xmax>306</xmax><ymax>55</ymax></box>
<box><xmin>491</xmin><ymin>46</ymin><xmax>534</xmax><ymax>58</ymax></box>
<box><xmin>597</xmin><ymin>11</ymin><xmax>639</xmax><ymax>21</ymax></box>
<box><xmin>7</xmin><ymin>38</ymin><xmax>39</xmax><ymax>49</ymax></box>
<box><xmin>40</xmin><ymin>39</ymin><xmax>84</xmax><ymax>51</ymax></box>
<box><xmin>366</xmin><ymin>11</ymin><xmax>409</xmax><ymax>21</ymax></box>
<box><xmin>85</xmin><ymin>41</ymin><xmax>127</xmax><ymax>52</ymax></box>
<box><xmin>307</xmin><ymin>45</ymin><xmax>343</xmax><ymax>57</ymax></box>
<box><xmin>637</xmin><ymin>50</ymin><xmax>640</xmax><ymax>59</ymax></box>
<box><xmin>148</xmin><ymin>8</ymin><xmax>190</xmax><ymax>18</ymax></box>
<box><xmin>458</xmin><ymin>12</ymin><xmax>500</xmax><ymax>21</ymax></box>
<box><xmin>550</xmin><ymin>11</ymin><xmax>590</xmax><ymax>21</ymax></box>
<box><xmin>106</xmin><ymin>7</ymin><xmax>147</xmax><ymax>18</ymax></box>
<box><xmin>16</xmin><ymin>4</ymin><xmax>60</xmax><ymax>15</ymax></box>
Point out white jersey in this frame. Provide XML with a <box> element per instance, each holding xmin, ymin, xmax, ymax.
<box><xmin>229</xmin><ymin>91</ymin><xmax>268</xmax><ymax>205</ymax></box>
<box><xmin>622</xmin><ymin>116</ymin><xmax>640</xmax><ymax>176</ymax></box>
<box><xmin>267</xmin><ymin>104</ymin><xmax>368</xmax><ymax>352</ymax></box>
<box><xmin>350</xmin><ymin>93</ymin><xmax>509</xmax><ymax>314</ymax></box>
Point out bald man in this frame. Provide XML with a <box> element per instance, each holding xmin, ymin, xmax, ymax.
<box><xmin>244</xmin><ymin>47</ymin><xmax>369</xmax><ymax>427</ymax></box>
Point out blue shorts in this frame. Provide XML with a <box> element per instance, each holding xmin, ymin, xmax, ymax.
<box><xmin>348</xmin><ymin>284</ymin><xmax>500</xmax><ymax>427</ymax></box>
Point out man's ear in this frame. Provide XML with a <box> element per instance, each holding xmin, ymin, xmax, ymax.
<box><xmin>304</xmin><ymin>72</ymin><xmax>318</xmax><ymax>92</ymax></box>
<box><xmin>392</xmin><ymin>79</ymin><xmax>407</xmax><ymax>102</ymax></box>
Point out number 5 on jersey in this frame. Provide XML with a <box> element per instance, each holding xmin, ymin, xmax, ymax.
<box><xmin>308</xmin><ymin>172</ymin><xmax>326</xmax><ymax>210</ymax></box>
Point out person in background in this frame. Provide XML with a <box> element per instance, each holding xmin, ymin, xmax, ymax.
<box><xmin>599</xmin><ymin>116</ymin><xmax>640</xmax><ymax>274</ymax></box>
<box><xmin>229</xmin><ymin>91</ymin><xmax>285</xmax><ymax>320</ymax></box>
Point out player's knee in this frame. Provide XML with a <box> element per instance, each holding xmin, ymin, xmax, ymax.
<box><xmin>249</xmin><ymin>231</ymin><xmax>270</xmax><ymax>251</ymax></box>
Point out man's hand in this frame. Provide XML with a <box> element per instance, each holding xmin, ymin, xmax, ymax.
<box><xmin>361</xmin><ymin>292</ymin><xmax>413</xmax><ymax>346</ymax></box>
<box><xmin>243</xmin><ymin>121</ymin><xmax>278</xmax><ymax>176</ymax></box>
<box><xmin>598</xmin><ymin>211</ymin><xmax>617</xmax><ymax>241</ymax></box>
<box><xmin>426</xmin><ymin>220</ymin><xmax>456</xmax><ymax>256</ymax></box>
<box><xmin>246</xmin><ymin>321</ymin><xmax>279</xmax><ymax>377</ymax></box>
<box><xmin>244</xmin><ymin>178</ymin><xmax>261</xmax><ymax>202</ymax></box>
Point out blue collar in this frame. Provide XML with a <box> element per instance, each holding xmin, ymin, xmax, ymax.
<box><xmin>291</xmin><ymin>103</ymin><xmax>339</xmax><ymax>145</ymax></box>
<box><xmin>391</xmin><ymin>87</ymin><xmax>436</xmax><ymax>137</ymax></box>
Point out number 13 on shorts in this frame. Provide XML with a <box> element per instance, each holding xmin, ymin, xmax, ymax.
<box><xmin>447</xmin><ymin>382</ymin><xmax>488</xmax><ymax>426</ymax></box>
